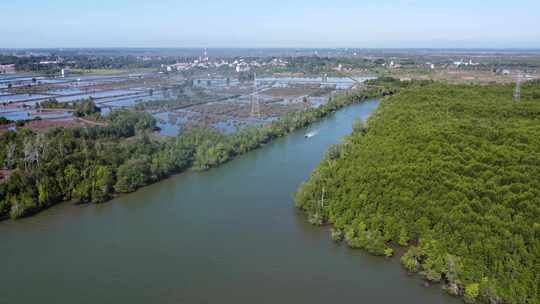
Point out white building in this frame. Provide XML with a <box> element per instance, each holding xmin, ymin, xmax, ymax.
<box><xmin>0</xmin><ymin>64</ymin><xmax>15</xmax><ymax>74</ymax></box>
<box><xmin>60</xmin><ymin>68</ymin><xmax>71</xmax><ymax>77</ymax></box>
<box><xmin>236</xmin><ymin>62</ymin><xmax>251</xmax><ymax>73</ymax></box>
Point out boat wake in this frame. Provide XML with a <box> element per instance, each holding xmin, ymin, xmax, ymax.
<box><xmin>305</xmin><ymin>130</ymin><xmax>319</xmax><ymax>138</ymax></box>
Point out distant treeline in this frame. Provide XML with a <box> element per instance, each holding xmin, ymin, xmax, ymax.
<box><xmin>0</xmin><ymin>84</ymin><xmax>386</xmax><ymax>220</ymax></box>
<box><xmin>285</xmin><ymin>56</ymin><xmax>379</xmax><ymax>74</ymax></box>
<box><xmin>0</xmin><ymin>54</ymin><xmax>172</xmax><ymax>74</ymax></box>
<box><xmin>37</xmin><ymin>98</ymin><xmax>101</xmax><ymax>117</ymax></box>
<box><xmin>0</xmin><ymin>117</ymin><xmax>13</xmax><ymax>125</ymax></box>
<box><xmin>295</xmin><ymin>81</ymin><xmax>540</xmax><ymax>303</ymax></box>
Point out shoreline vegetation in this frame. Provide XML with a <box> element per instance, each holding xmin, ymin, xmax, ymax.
<box><xmin>295</xmin><ymin>81</ymin><xmax>540</xmax><ymax>303</ymax></box>
<box><xmin>0</xmin><ymin>83</ymin><xmax>390</xmax><ymax>220</ymax></box>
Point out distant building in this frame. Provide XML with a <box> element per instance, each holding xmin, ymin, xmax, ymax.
<box><xmin>322</xmin><ymin>73</ymin><xmax>328</xmax><ymax>82</ymax></box>
<box><xmin>172</xmin><ymin>63</ymin><xmax>191</xmax><ymax>71</ymax></box>
<box><xmin>468</xmin><ymin>59</ymin><xmax>479</xmax><ymax>66</ymax></box>
<box><xmin>214</xmin><ymin>60</ymin><xmax>229</xmax><ymax>68</ymax></box>
<box><xmin>164</xmin><ymin>62</ymin><xmax>192</xmax><ymax>72</ymax></box>
<box><xmin>0</xmin><ymin>64</ymin><xmax>15</xmax><ymax>74</ymax></box>
<box><xmin>453</xmin><ymin>59</ymin><xmax>478</xmax><ymax>67</ymax></box>
<box><xmin>236</xmin><ymin>62</ymin><xmax>251</xmax><ymax>73</ymax></box>
<box><xmin>60</xmin><ymin>67</ymin><xmax>70</xmax><ymax>77</ymax></box>
<box><xmin>270</xmin><ymin>58</ymin><xmax>288</xmax><ymax>67</ymax></box>
<box><xmin>199</xmin><ymin>48</ymin><xmax>209</xmax><ymax>62</ymax></box>
<box><xmin>39</xmin><ymin>60</ymin><xmax>60</xmax><ymax>65</ymax></box>
<box><xmin>494</xmin><ymin>68</ymin><xmax>511</xmax><ymax>76</ymax></box>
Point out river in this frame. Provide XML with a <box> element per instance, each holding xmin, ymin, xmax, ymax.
<box><xmin>0</xmin><ymin>100</ymin><xmax>459</xmax><ymax>304</ymax></box>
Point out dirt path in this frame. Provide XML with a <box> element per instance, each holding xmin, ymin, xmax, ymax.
<box><xmin>75</xmin><ymin>117</ymin><xmax>107</xmax><ymax>126</ymax></box>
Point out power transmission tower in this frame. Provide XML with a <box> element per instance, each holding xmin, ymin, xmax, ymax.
<box><xmin>513</xmin><ymin>71</ymin><xmax>521</xmax><ymax>102</ymax></box>
<box><xmin>322</xmin><ymin>73</ymin><xmax>328</xmax><ymax>83</ymax></box>
<box><xmin>250</xmin><ymin>72</ymin><xmax>261</xmax><ymax>118</ymax></box>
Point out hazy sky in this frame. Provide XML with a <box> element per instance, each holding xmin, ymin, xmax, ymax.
<box><xmin>3</xmin><ymin>0</ymin><xmax>540</xmax><ymax>48</ymax></box>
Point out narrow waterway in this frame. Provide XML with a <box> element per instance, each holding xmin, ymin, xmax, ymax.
<box><xmin>0</xmin><ymin>100</ymin><xmax>459</xmax><ymax>304</ymax></box>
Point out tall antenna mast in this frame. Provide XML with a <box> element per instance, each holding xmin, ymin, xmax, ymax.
<box><xmin>201</xmin><ymin>48</ymin><xmax>208</xmax><ymax>62</ymax></box>
<box><xmin>250</xmin><ymin>72</ymin><xmax>261</xmax><ymax>118</ymax></box>
<box><xmin>513</xmin><ymin>71</ymin><xmax>521</xmax><ymax>102</ymax></box>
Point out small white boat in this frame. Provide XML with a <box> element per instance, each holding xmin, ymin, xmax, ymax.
<box><xmin>305</xmin><ymin>130</ymin><xmax>318</xmax><ymax>139</ymax></box>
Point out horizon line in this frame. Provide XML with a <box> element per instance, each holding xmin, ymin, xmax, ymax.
<box><xmin>2</xmin><ymin>47</ymin><xmax>540</xmax><ymax>51</ymax></box>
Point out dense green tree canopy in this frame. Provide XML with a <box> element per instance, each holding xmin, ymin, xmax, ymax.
<box><xmin>296</xmin><ymin>82</ymin><xmax>540</xmax><ymax>304</ymax></box>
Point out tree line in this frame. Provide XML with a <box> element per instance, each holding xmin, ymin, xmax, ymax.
<box><xmin>36</xmin><ymin>98</ymin><xmax>101</xmax><ymax>117</ymax></box>
<box><xmin>0</xmin><ymin>87</ymin><xmax>382</xmax><ymax>220</ymax></box>
<box><xmin>0</xmin><ymin>54</ymin><xmax>168</xmax><ymax>73</ymax></box>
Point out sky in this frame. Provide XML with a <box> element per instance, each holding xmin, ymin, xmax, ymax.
<box><xmin>2</xmin><ymin>0</ymin><xmax>540</xmax><ymax>49</ymax></box>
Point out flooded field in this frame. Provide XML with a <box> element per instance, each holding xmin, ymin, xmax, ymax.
<box><xmin>0</xmin><ymin>72</ymin><xmax>373</xmax><ymax>135</ymax></box>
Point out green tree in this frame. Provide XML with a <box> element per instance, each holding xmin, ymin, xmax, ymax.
<box><xmin>464</xmin><ymin>283</ymin><xmax>480</xmax><ymax>303</ymax></box>
<box><xmin>92</xmin><ymin>165</ymin><xmax>113</xmax><ymax>203</ymax></box>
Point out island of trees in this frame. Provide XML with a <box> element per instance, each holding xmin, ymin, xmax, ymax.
<box><xmin>295</xmin><ymin>81</ymin><xmax>540</xmax><ymax>303</ymax></box>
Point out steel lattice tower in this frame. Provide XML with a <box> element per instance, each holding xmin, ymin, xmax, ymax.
<box><xmin>513</xmin><ymin>71</ymin><xmax>521</xmax><ymax>102</ymax></box>
<box><xmin>251</xmin><ymin>72</ymin><xmax>261</xmax><ymax>118</ymax></box>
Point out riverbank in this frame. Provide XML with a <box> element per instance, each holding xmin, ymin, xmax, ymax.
<box><xmin>0</xmin><ymin>85</ymin><xmax>384</xmax><ymax>220</ymax></box>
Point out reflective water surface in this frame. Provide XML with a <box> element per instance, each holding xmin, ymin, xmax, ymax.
<box><xmin>0</xmin><ymin>100</ymin><xmax>460</xmax><ymax>304</ymax></box>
